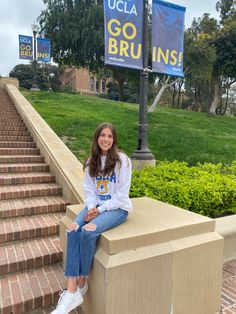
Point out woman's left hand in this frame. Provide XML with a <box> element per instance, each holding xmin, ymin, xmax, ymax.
<box><xmin>84</xmin><ymin>207</ymin><xmax>100</xmax><ymax>222</ymax></box>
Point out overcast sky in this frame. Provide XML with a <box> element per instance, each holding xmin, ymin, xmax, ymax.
<box><xmin>0</xmin><ymin>0</ymin><xmax>220</xmax><ymax>76</ymax></box>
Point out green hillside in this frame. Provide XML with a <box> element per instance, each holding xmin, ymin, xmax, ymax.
<box><xmin>23</xmin><ymin>90</ymin><xmax>236</xmax><ymax>165</ymax></box>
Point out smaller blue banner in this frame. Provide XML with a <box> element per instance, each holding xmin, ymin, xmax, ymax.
<box><xmin>37</xmin><ymin>38</ymin><xmax>51</xmax><ymax>62</ymax></box>
<box><xmin>152</xmin><ymin>0</ymin><xmax>186</xmax><ymax>77</ymax></box>
<box><xmin>19</xmin><ymin>35</ymin><xmax>33</xmax><ymax>60</ymax></box>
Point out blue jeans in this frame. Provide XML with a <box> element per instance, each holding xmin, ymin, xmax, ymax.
<box><xmin>65</xmin><ymin>207</ymin><xmax>128</xmax><ymax>277</ymax></box>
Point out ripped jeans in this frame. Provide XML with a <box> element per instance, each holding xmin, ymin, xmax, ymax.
<box><xmin>65</xmin><ymin>207</ymin><xmax>128</xmax><ymax>277</ymax></box>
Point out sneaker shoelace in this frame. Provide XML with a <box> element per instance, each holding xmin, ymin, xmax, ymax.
<box><xmin>56</xmin><ymin>290</ymin><xmax>74</xmax><ymax>309</ymax></box>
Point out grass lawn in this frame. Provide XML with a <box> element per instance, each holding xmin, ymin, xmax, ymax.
<box><xmin>22</xmin><ymin>90</ymin><xmax>236</xmax><ymax>165</ymax></box>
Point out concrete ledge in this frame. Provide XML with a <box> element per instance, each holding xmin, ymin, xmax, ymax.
<box><xmin>60</xmin><ymin>197</ymin><xmax>223</xmax><ymax>314</ymax></box>
<box><xmin>215</xmin><ymin>214</ymin><xmax>236</xmax><ymax>262</ymax></box>
<box><xmin>62</xmin><ymin>197</ymin><xmax>215</xmax><ymax>254</ymax></box>
<box><xmin>5</xmin><ymin>84</ymin><xmax>84</xmax><ymax>204</ymax></box>
<box><xmin>0</xmin><ymin>77</ymin><xmax>19</xmax><ymax>89</ymax></box>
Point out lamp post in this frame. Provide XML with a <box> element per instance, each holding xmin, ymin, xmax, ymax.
<box><xmin>131</xmin><ymin>0</ymin><xmax>155</xmax><ymax>169</ymax></box>
<box><xmin>48</xmin><ymin>72</ymin><xmax>55</xmax><ymax>91</ymax></box>
<box><xmin>31</xmin><ymin>24</ymin><xmax>40</xmax><ymax>90</ymax></box>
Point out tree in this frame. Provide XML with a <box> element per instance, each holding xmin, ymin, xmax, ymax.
<box><xmin>183</xmin><ymin>15</ymin><xmax>218</xmax><ymax>112</ymax></box>
<box><xmin>38</xmin><ymin>0</ymin><xmax>142</xmax><ymax>101</ymax></box>
<box><xmin>9</xmin><ymin>63</ymin><xmax>61</xmax><ymax>91</ymax></box>
<box><xmin>216</xmin><ymin>0</ymin><xmax>236</xmax><ymax>23</ymax></box>
<box><xmin>209</xmin><ymin>13</ymin><xmax>236</xmax><ymax>114</ymax></box>
<box><xmin>39</xmin><ymin>0</ymin><xmax>104</xmax><ymax>74</ymax></box>
<box><xmin>9</xmin><ymin>64</ymin><xmax>34</xmax><ymax>89</ymax></box>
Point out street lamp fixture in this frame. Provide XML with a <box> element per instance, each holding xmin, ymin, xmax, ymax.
<box><xmin>31</xmin><ymin>24</ymin><xmax>40</xmax><ymax>90</ymax></box>
<box><xmin>31</xmin><ymin>24</ymin><xmax>39</xmax><ymax>35</ymax></box>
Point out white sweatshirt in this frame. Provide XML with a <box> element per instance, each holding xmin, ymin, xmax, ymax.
<box><xmin>83</xmin><ymin>152</ymin><xmax>133</xmax><ymax>213</ymax></box>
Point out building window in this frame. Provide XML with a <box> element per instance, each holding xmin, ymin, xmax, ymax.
<box><xmin>102</xmin><ymin>79</ymin><xmax>106</xmax><ymax>93</ymax></box>
<box><xmin>96</xmin><ymin>80</ymin><xmax>99</xmax><ymax>92</ymax></box>
<box><xmin>90</xmin><ymin>77</ymin><xmax>94</xmax><ymax>91</ymax></box>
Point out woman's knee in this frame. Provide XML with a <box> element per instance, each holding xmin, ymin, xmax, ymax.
<box><xmin>67</xmin><ymin>222</ymin><xmax>79</xmax><ymax>232</ymax></box>
<box><xmin>81</xmin><ymin>224</ymin><xmax>99</xmax><ymax>240</ymax></box>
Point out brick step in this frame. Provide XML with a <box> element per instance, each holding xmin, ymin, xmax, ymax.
<box><xmin>0</xmin><ymin>130</ymin><xmax>30</xmax><ymax>136</ymax></box>
<box><xmin>0</xmin><ymin>195</ymin><xmax>67</xmax><ymax>219</ymax></box>
<box><xmin>0</xmin><ymin>114</ymin><xmax>18</xmax><ymax>117</ymax></box>
<box><xmin>0</xmin><ymin>115</ymin><xmax>21</xmax><ymax>120</ymax></box>
<box><xmin>0</xmin><ymin>212</ymin><xmax>64</xmax><ymax>244</ymax></box>
<box><xmin>0</xmin><ymin>122</ymin><xmax>25</xmax><ymax>127</ymax></box>
<box><xmin>0</xmin><ymin>117</ymin><xmax>22</xmax><ymax>122</ymax></box>
<box><xmin>0</xmin><ymin>264</ymin><xmax>66</xmax><ymax>314</ymax></box>
<box><xmin>0</xmin><ymin>172</ymin><xmax>54</xmax><ymax>186</ymax></box>
<box><xmin>0</xmin><ymin>126</ymin><xmax>27</xmax><ymax>131</ymax></box>
<box><xmin>0</xmin><ymin>141</ymin><xmax>36</xmax><ymax>148</ymax></box>
<box><xmin>0</xmin><ymin>116</ymin><xmax>22</xmax><ymax>120</ymax></box>
<box><xmin>0</xmin><ymin>183</ymin><xmax>62</xmax><ymax>201</ymax></box>
<box><xmin>0</xmin><ymin>148</ymin><xmax>40</xmax><ymax>155</ymax></box>
<box><xmin>0</xmin><ymin>106</ymin><xmax>18</xmax><ymax>110</ymax></box>
<box><xmin>0</xmin><ymin>155</ymin><xmax>44</xmax><ymax>163</ymax></box>
<box><xmin>27</xmin><ymin>306</ymin><xmax>81</xmax><ymax>314</ymax></box>
<box><xmin>0</xmin><ymin>135</ymin><xmax>32</xmax><ymax>142</ymax></box>
<box><xmin>0</xmin><ymin>236</ymin><xmax>62</xmax><ymax>276</ymax></box>
<box><xmin>0</xmin><ymin>163</ymin><xmax>49</xmax><ymax>174</ymax></box>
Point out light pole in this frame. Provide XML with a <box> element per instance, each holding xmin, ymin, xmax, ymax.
<box><xmin>131</xmin><ymin>0</ymin><xmax>155</xmax><ymax>169</ymax></box>
<box><xmin>31</xmin><ymin>24</ymin><xmax>40</xmax><ymax>90</ymax></box>
<box><xmin>48</xmin><ymin>72</ymin><xmax>55</xmax><ymax>91</ymax></box>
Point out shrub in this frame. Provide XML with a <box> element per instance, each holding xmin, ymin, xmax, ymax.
<box><xmin>130</xmin><ymin>161</ymin><xmax>236</xmax><ymax>218</ymax></box>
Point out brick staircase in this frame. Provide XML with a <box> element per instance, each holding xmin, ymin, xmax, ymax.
<box><xmin>0</xmin><ymin>89</ymin><xmax>71</xmax><ymax>313</ymax></box>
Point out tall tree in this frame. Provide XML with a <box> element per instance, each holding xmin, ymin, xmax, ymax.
<box><xmin>184</xmin><ymin>15</ymin><xmax>218</xmax><ymax>112</ymax></box>
<box><xmin>39</xmin><ymin>0</ymin><xmax>139</xmax><ymax>101</ymax></box>
<box><xmin>209</xmin><ymin>9</ymin><xmax>236</xmax><ymax>114</ymax></box>
<box><xmin>39</xmin><ymin>0</ymin><xmax>104</xmax><ymax>71</ymax></box>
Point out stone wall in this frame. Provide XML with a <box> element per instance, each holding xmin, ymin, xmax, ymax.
<box><xmin>0</xmin><ymin>77</ymin><xmax>19</xmax><ymax>89</ymax></box>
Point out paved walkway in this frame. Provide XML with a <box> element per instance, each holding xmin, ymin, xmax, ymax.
<box><xmin>221</xmin><ymin>259</ymin><xmax>236</xmax><ymax>313</ymax></box>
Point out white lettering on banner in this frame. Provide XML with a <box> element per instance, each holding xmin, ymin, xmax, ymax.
<box><xmin>20</xmin><ymin>38</ymin><xmax>31</xmax><ymax>44</ymax></box>
<box><xmin>108</xmin><ymin>0</ymin><xmax>137</xmax><ymax>16</ymax></box>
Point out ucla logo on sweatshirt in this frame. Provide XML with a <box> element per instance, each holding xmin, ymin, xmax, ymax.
<box><xmin>96</xmin><ymin>173</ymin><xmax>116</xmax><ymax>196</ymax></box>
<box><xmin>97</xmin><ymin>179</ymin><xmax>109</xmax><ymax>194</ymax></box>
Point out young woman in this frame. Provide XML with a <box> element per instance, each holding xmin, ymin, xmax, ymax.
<box><xmin>51</xmin><ymin>122</ymin><xmax>133</xmax><ymax>314</ymax></box>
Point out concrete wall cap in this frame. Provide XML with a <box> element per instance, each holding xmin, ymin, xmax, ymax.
<box><xmin>215</xmin><ymin>214</ymin><xmax>236</xmax><ymax>237</ymax></box>
<box><xmin>66</xmin><ymin>197</ymin><xmax>215</xmax><ymax>255</ymax></box>
<box><xmin>100</xmin><ymin>197</ymin><xmax>215</xmax><ymax>254</ymax></box>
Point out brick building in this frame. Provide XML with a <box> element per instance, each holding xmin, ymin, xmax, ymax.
<box><xmin>60</xmin><ymin>67</ymin><xmax>109</xmax><ymax>95</ymax></box>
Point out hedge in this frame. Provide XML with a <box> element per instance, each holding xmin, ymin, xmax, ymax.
<box><xmin>130</xmin><ymin>161</ymin><xmax>236</xmax><ymax>218</ymax></box>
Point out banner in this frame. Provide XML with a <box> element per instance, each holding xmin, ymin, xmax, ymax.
<box><xmin>104</xmin><ymin>0</ymin><xmax>143</xmax><ymax>70</ymax></box>
<box><xmin>37</xmin><ymin>38</ymin><xmax>51</xmax><ymax>62</ymax></box>
<box><xmin>19</xmin><ymin>35</ymin><xmax>33</xmax><ymax>60</ymax></box>
<box><xmin>152</xmin><ymin>0</ymin><xmax>186</xmax><ymax>77</ymax></box>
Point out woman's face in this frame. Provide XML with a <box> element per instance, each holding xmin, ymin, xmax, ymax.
<box><xmin>98</xmin><ymin>127</ymin><xmax>114</xmax><ymax>155</ymax></box>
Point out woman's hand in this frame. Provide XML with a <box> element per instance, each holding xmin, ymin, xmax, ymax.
<box><xmin>84</xmin><ymin>207</ymin><xmax>100</xmax><ymax>222</ymax></box>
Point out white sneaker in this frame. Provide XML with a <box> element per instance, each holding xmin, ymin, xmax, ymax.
<box><xmin>79</xmin><ymin>281</ymin><xmax>88</xmax><ymax>296</ymax></box>
<box><xmin>51</xmin><ymin>289</ymin><xmax>83</xmax><ymax>314</ymax></box>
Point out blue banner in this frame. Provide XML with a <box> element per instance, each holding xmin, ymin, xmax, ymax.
<box><xmin>37</xmin><ymin>38</ymin><xmax>51</xmax><ymax>62</ymax></box>
<box><xmin>19</xmin><ymin>35</ymin><xmax>33</xmax><ymax>60</ymax></box>
<box><xmin>104</xmin><ymin>0</ymin><xmax>143</xmax><ymax>70</ymax></box>
<box><xmin>152</xmin><ymin>0</ymin><xmax>186</xmax><ymax>77</ymax></box>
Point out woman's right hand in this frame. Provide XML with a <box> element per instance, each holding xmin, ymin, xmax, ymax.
<box><xmin>84</xmin><ymin>207</ymin><xmax>99</xmax><ymax>222</ymax></box>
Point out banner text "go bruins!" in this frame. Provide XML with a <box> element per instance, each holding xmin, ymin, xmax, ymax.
<box><xmin>104</xmin><ymin>0</ymin><xmax>143</xmax><ymax>70</ymax></box>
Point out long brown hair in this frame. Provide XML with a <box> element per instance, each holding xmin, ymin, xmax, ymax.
<box><xmin>84</xmin><ymin>122</ymin><xmax>121</xmax><ymax>177</ymax></box>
